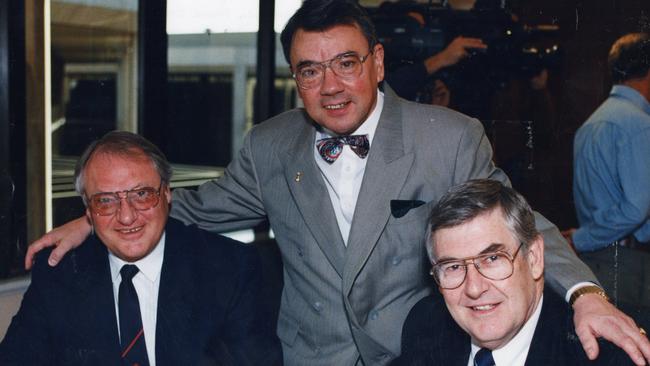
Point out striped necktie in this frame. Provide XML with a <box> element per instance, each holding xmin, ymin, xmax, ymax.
<box><xmin>119</xmin><ymin>264</ymin><xmax>149</xmax><ymax>366</ymax></box>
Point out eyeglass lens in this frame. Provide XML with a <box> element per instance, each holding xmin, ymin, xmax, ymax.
<box><xmin>295</xmin><ymin>52</ymin><xmax>367</xmax><ymax>89</ymax></box>
<box><xmin>90</xmin><ymin>187</ymin><xmax>160</xmax><ymax>216</ymax></box>
<box><xmin>433</xmin><ymin>252</ymin><xmax>515</xmax><ymax>289</ymax></box>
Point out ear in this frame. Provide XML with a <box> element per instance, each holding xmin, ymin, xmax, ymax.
<box><xmin>163</xmin><ymin>184</ymin><xmax>172</xmax><ymax>205</ymax></box>
<box><xmin>525</xmin><ymin>235</ymin><xmax>544</xmax><ymax>280</ymax></box>
<box><xmin>85</xmin><ymin>208</ymin><xmax>95</xmax><ymax>235</ymax></box>
<box><xmin>372</xmin><ymin>43</ymin><xmax>385</xmax><ymax>82</ymax></box>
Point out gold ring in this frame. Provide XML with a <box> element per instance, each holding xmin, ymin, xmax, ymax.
<box><xmin>641</xmin><ymin>327</ymin><xmax>647</xmax><ymax>336</ymax></box>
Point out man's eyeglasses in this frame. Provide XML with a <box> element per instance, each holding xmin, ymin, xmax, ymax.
<box><xmin>292</xmin><ymin>51</ymin><xmax>372</xmax><ymax>90</ymax></box>
<box><xmin>430</xmin><ymin>243</ymin><xmax>524</xmax><ymax>290</ymax></box>
<box><xmin>87</xmin><ymin>183</ymin><xmax>164</xmax><ymax>216</ymax></box>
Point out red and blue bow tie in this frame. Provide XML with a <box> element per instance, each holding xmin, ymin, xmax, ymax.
<box><xmin>316</xmin><ymin>135</ymin><xmax>370</xmax><ymax>164</ymax></box>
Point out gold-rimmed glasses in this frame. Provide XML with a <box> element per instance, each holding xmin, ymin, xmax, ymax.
<box><xmin>430</xmin><ymin>243</ymin><xmax>524</xmax><ymax>289</ymax></box>
<box><xmin>292</xmin><ymin>51</ymin><xmax>372</xmax><ymax>89</ymax></box>
<box><xmin>87</xmin><ymin>183</ymin><xmax>164</xmax><ymax>216</ymax></box>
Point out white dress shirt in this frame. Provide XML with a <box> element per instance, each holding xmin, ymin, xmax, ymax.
<box><xmin>109</xmin><ymin>233</ymin><xmax>165</xmax><ymax>366</ymax></box>
<box><xmin>314</xmin><ymin>90</ymin><xmax>384</xmax><ymax>245</ymax></box>
<box><xmin>467</xmin><ymin>295</ymin><xmax>544</xmax><ymax>366</ymax></box>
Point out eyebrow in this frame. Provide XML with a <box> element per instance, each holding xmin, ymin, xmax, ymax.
<box><xmin>294</xmin><ymin>51</ymin><xmax>359</xmax><ymax>69</ymax></box>
<box><xmin>91</xmin><ymin>183</ymin><xmax>153</xmax><ymax>196</ymax></box>
<box><xmin>435</xmin><ymin>243</ymin><xmax>507</xmax><ymax>263</ymax></box>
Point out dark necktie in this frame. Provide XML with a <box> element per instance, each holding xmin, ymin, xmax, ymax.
<box><xmin>119</xmin><ymin>265</ymin><xmax>150</xmax><ymax>366</ymax></box>
<box><xmin>474</xmin><ymin>348</ymin><xmax>495</xmax><ymax>366</ymax></box>
<box><xmin>316</xmin><ymin>134</ymin><xmax>370</xmax><ymax>164</ymax></box>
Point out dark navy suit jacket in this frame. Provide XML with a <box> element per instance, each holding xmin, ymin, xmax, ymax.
<box><xmin>0</xmin><ymin>218</ymin><xmax>282</xmax><ymax>366</ymax></box>
<box><xmin>393</xmin><ymin>287</ymin><xmax>632</xmax><ymax>366</ymax></box>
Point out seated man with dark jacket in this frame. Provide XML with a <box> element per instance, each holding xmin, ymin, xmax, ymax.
<box><xmin>0</xmin><ymin>131</ymin><xmax>282</xmax><ymax>366</ymax></box>
<box><xmin>395</xmin><ymin>179</ymin><xmax>636</xmax><ymax>366</ymax></box>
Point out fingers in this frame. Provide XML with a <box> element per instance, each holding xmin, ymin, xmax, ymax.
<box><xmin>600</xmin><ymin>319</ymin><xmax>648</xmax><ymax>366</ymax></box>
<box><xmin>574</xmin><ymin>296</ymin><xmax>649</xmax><ymax>365</ymax></box>
<box><xmin>460</xmin><ymin>38</ymin><xmax>487</xmax><ymax>49</ymax></box>
<box><xmin>24</xmin><ymin>216</ymin><xmax>92</xmax><ymax>269</ymax></box>
<box><xmin>574</xmin><ymin>324</ymin><xmax>600</xmax><ymax>360</ymax></box>
<box><xmin>453</xmin><ymin>36</ymin><xmax>487</xmax><ymax>50</ymax></box>
<box><xmin>24</xmin><ymin>233</ymin><xmax>59</xmax><ymax>270</ymax></box>
<box><xmin>48</xmin><ymin>239</ymin><xmax>77</xmax><ymax>267</ymax></box>
<box><xmin>619</xmin><ymin>315</ymin><xmax>650</xmax><ymax>364</ymax></box>
<box><xmin>443</xmin><ymin>37</ymin><xmax>487</xmax><ymax>63</ymax></box>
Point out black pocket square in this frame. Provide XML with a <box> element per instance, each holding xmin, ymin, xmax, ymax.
<box><xmin>390</xmin><ymin>200</ymin><xmax>426</xmax><ymax>218</ymax></box>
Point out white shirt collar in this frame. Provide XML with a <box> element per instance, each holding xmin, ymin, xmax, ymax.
<box><xmin>469</xmin><ymin>295</ymin><xmax>544</xmax><ymax>366</ymax></box>
<box><xmin>315</xmin><ymin>89</ymin><xmax>384</xmax><ymax>145</ymax></box>
<box><xmin>109</xmin><ymin>232</ymin><xmax>166</xmax><ymax>284</ymax></box>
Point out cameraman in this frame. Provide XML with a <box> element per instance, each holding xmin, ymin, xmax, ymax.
<box><xmin>381</xmin><ymin>0</ymin><xmax>487</xmax><ymax>101</ymax></box>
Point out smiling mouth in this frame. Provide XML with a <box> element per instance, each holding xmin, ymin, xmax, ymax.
<box><xmin>472</xmin><ymin>304</ymin><xmax>497</xmax><ymax>311</ymax></box>
<box><xmin>323</xmin><ymin>101</ymin><xmax>349</xmax><ymax>110</ymax></box>
<box><xmin>118</xmin><ymin>226</ymin><xmax>143</xmax><ymax>234</ymax></box>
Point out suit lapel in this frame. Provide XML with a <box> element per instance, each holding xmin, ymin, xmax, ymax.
<box><xmin>438</xmin><ymin>302</ymin><xmax>471</xmax><ymax>365</ymax></box>
<box><xmin>281</xmin><ymin>112</ymin><xmax>346</xmax><ymax>276</ymax></box>
<box><xmin>73</xmin><ymin>237</ymin><xmax>122</xmax><ymax>363</ymax></box>
<box><xmin>155</xmin><ymin>221</ymin><xmax>195</xmax><ymax>365</ymax></box>
<box><xmin>343</xmin><ymin>88</ymin><xmax>414</xmax><ymax>293</ymax></box>
<box><xmin>524</xmin><ymin>289</ymin><xmax>574</xmax><ymax>366</ymax></box>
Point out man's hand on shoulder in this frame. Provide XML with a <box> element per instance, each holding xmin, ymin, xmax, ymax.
<box><xmin>25</xmin><ymin>216</ymin><xmax>92</xmax><ymax>270</ymax></box>
<box><xmin>573</xmin><ymin>292</ymin><xmax>650</xmax><ymax>365</ymax></box>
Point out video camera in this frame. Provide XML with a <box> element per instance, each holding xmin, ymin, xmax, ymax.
<box><xmin>371</xmin><ymin>3</ymin><xmax>562</xmax><ymax>84</ymax></box>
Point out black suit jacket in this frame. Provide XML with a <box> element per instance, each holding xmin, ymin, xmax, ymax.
<box><xmin>394</xmin><ymin>287</ymin><xmax>632</xmax><ymax>366</ymax></box>
<box><xmin>0</xmin><ymin>218</ymin><xmax>282</xmax><ymax>366</ymax></box>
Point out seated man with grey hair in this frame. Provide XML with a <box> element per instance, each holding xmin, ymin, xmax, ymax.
<box><xmin>0</xmin><ymin>131</ymin><xmax>282</xmax><ymax>366</ymax></box>
<box><xmin>395</xmin><ymin>179</ymin><xmax>635</xmax><ymax>366</ymax></box>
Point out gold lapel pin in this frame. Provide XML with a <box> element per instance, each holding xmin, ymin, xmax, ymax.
<box><xmin>294</xmin><ymin>172</ymin><xmax>303</xmax><ymax>182</ymax></box>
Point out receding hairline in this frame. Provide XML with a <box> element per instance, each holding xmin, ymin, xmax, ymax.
<box><xmin>81</xmin><ymin>148</ymin><xmax>160</xmax><ymax>188</ymax></box>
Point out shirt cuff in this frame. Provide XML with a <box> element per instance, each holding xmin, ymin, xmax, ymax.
<box><xmin>565</xmin><ymin>281</ymin><xmax>600</xmax><ymax>302</ymax></box>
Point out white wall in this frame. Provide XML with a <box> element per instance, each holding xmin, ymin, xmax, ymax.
<box><xmin>0</xmin><ymin>278</ymin><xmax>29</xmax><ymax>342</ymax></box>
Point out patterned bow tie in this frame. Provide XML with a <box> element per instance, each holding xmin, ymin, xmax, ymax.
<box><xmin>316</xmin><ymin>134</ymin><xmax>370</xmax><ymax>164</ymax></box>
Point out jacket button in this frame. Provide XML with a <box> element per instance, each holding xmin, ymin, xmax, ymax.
<box><xmin>370</xmin><ymin>310</ymin><xmax>379</xmax><ymax>320</ymax></box>
<box><xmin>392</xmin><ymin>256</ymin><xmax>402</xmax><ymax>266</ymax></box>
<box><xmin>313</xmin><ymin>301</ymin><xmax>323</xmax><ymax>312</ymax></box>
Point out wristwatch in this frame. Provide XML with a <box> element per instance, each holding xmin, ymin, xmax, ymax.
<box><xmin>569</xmin><ymin>285</ymin><xmax>610</xmax><ymax>307</ymax></box>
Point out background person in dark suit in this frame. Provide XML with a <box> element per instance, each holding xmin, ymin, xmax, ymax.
<box><xmin>0</xmin><ymin>131</ymin><xmax>281</xmax><ymax>366</ymax></box>
<box><xmin>395</xmin><ymin>179</ymin><xmax>636</xmax><ymax>366</ymax></box>
<box><xmin>25</xmin><ymin>1</ymin><xmax>650</xmax><ymax>365</ymax></box>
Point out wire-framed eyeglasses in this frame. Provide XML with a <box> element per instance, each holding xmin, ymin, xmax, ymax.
<box><xmin>430</xmin><ymin>243</ymin><xmax>524</xmax><ymax>290</ymax></box>
<box><xmin>292</xmin><ymin>51</ymin><xmax>372</xmax><ymax>89</ymax></box>
<box><xmin>87</xmin><ymin>182</ymin><xmax>164</xmax><ymax>216</ymax></box>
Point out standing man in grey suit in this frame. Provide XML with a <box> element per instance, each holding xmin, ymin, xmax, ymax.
<box><xmin>26</xmin><ymin>1</ymin><xmax>650</xmax><ymax>365</ymax></box>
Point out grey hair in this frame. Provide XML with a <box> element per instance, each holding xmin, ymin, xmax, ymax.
<box><xmin>425</xmin><ymin>179</ymin><xmax>538</xmax><ymax>263</ymax></box>
<box><xmin>74</xmin><ymin>131</ymin><xmax>172</xmax><ymax>204</ymax></box>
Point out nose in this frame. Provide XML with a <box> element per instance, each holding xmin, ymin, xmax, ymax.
<box><xmin>116</xmin><ymin>197</ymin><xmax>138</xmax><ymax>225</ymax></box>
<box><xmin>319</xmin><ymin>66</ymin><xmax>344</xmax><ymax>96</ymax></box>
<box><xmin>463</xmin><ymin>264</ymin><xmax>490</xmax><ymax>299</ymax></box>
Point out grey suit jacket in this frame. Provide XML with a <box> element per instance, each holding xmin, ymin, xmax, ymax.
<box><xmin>171</xmin><ymin>85</ymin><xmax>597</xmax><ymax>366</ymax></box>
